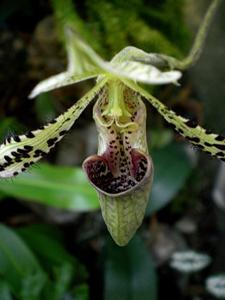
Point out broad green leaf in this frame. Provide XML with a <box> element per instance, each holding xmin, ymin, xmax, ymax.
<box><xmin>147</xmin><ymin>142</ymin><xmax>193</xmax><ymax>215</ymax></box>
<box><xmin>0</xmin><ymin>224</ymin><xmax>45</xmax><ymax>295</ymax></box>
<box><xmin>18</xmin><ymin>223</ymin><xmax>63</xmax><ymax>241</ymax></box>
<box><xmin>104</xmin><ymin>235</ymin><xmax>157</xmax><ymax>300</ymax></box>
<box><xmin>17</xmin><ymin>225</ymin><xmax>74</xmax><ymax>265</ymax></box>
<box><xmin>17</xmin><ymin>225</ymin><xmax>88</xmax><ymax>300</ymax></box>
<box><xmin>17</xmin><ymin>224</ymin><xmax>88</xmax><ymax>281</ymax></box>
<box><xmin>0</xmin><ymin>163</ymin><xmax>99</xmax><ymax>211</ymax></box>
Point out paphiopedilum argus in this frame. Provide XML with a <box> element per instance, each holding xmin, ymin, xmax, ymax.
<box><xmin>0</xmin><ymin>0</ymin><xmax>224</xmax><ymax>246</ymax></box>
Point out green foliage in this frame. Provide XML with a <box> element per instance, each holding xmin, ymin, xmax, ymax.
<box><xmin>51</xmin><ymin>0</ymin><xmax>102</xmax><ymax>54</ymax></box>
<box><xmin>52</xmin><ymin>0</ymin><xmax>189</xmax><ymax>59</ymax></box>
<box><xmin>84</xmin><ymin>0</ymin><xmax>188</xmax><ymax>58</ymax></box>
<box><xmin>0</xmin><ymin>163</ymin><xmax>99</xmax><ymax>211</ymax></box>
<box><xmin>103</xmin><ymin>235</ymin><xmax>157</xmax><ymax>300</ymax></box>
<box><xmin>147</xmin><ymin>141</ymin><xmax>194</xmax><ymax>215</ymax></box>
<box><xmin>0</xmin><ymin>224</ymin><xmax>89</xmax><ymax>300</ymax></box>
<box><xmin>0</xmin><ymin>281</ymin><xmax>13</xmax><ymax>300</ymax></box>
<box><xmin>0</xmin><ymin>224</ymin><xmax>44</xmax><ymax>296</ymax></box>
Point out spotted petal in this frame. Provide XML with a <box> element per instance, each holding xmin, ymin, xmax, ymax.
<box><xmin>83</xmin><ymin>82</ymin><xmax>154</xmax><ymax>246</ymax></box>
<box><xmin>124</xmin><ymin>80</ymin><xmax>225</xmax><ymax>161</ymax></box>
<box><xmin>0</xmin><ymin>79</ymin><xmax>106</xmax><ymax>178</ymax></box>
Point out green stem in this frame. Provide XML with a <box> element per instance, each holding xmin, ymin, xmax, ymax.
<box><xmin>133</xmin><ymin>0</ymin><xmax>222</xmax><ymax>71</ymax></box>
<box><xmin>174</xmin><ymin>0</ymin><xmax>222</xmax><ymax>70</ymax></box>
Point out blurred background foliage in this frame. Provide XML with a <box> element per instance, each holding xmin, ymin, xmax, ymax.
<box><xmin>0</xmin><ymin>0</ymin><xmax>225</xmax><ymax>299</ymax></box>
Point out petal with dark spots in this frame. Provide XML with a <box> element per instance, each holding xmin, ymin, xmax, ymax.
<box><xmin>0</xmin><ymin>80</ymin><xmax>106</xmax><ymax>178</ymax></box>
<box><xmin>83</xmin><ymin>82</ymin><xmax>153</xmax><ymax>246</ymax></box>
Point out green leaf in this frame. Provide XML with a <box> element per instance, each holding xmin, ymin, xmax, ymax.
<box><xmin>17</xmin><ymin>224</ymin><xmax>85</xmax><ymax>269</ymax></box>
<box><xmin>0</xmin><ymin>224</ymin><xmax>45</xmax><ymax>295</ymax></box>
<box><xmin>0</xmin><ymin>281</ymin><xmax>13</xmax><ymax>300</ymax></box>
<box><xmin>53</xmin><ymin>264</ymin><xmax>74</xmax><ymax>300</ymax></box>
<box><xmin>17</xmin><ymin>225</ymin><xmax>74</xmax><ymax>265</ymax></box>
<box><xmin>43</xmin><ymin>263</ymin><xmax>74</xmax><ymax>300</ymax></box>
<box><xmin>71</xmin><ymin>283</ymin><xmax>89</xmax><ymax>300</ymax></box>
<box><xmin>104</xmin><ymin>235</ymin><xmax>157</xmax><ymax>300</ymax></box>
<box><xmin>147</xmin><ymin>142</ymin><xmax>193</xmax><ymax>215</ymax></box>
<box><xmin>18</xmin><ymin>223</ymin><xmax>63</xmax><ymax>241</ymax></box>
<box><xmin>17</xmin><ymin>224</ymin><xmax>88</xmax><ymax>297</ymax></box>
<box><xmin>0</xmin><ymin>163</ymin><xmax>99</xmax><ymax>211</ymax></box>
<box><xmin>20</xmin><ymin>272</ymin><xmax>46</xmax><ymax>300</ymax></box>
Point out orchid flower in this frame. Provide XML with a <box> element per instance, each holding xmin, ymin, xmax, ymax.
<box><xmin>0</xmin><ymin>0</ymin><xmax>224</xmax><ymax>246</ymax></box>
